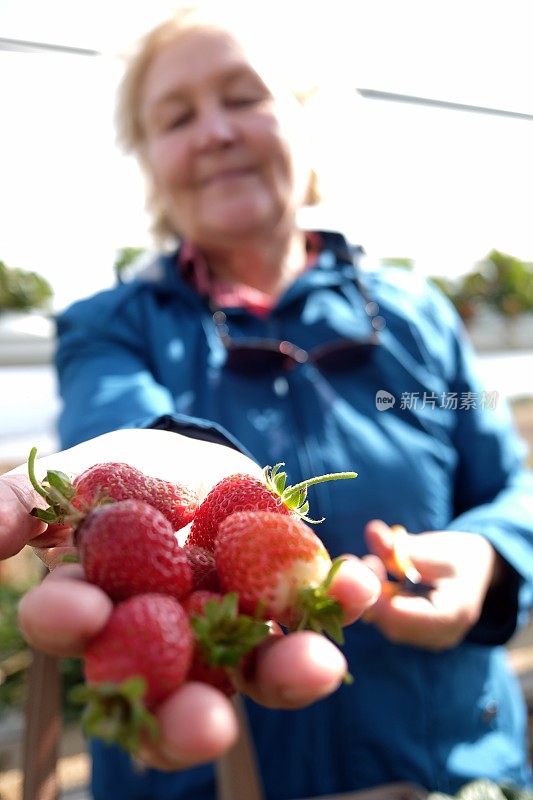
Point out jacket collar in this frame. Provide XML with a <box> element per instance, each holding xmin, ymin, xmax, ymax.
<box><xmin>128</xmin><ymin>230</ymin><xmax>365</xmax><ymax>307</ymax></box>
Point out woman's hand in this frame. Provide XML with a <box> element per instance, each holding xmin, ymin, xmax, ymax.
<box><xmin>4</xmin><ymin>428</ymin><xmax>265</xmax><ymax>568</ymax></box>
<box><xmin>363</xmin><ymin>519</ymin><xmax>500</xmax><ymax>650</ymax></box>
<box><xmin>2</xmin><ymin>428</ymin><xmax>380</xmax><ymax>770</ymax></box>
<box><xmin>18</xmin><ymin>555</ymin><xmax>378</xmax><ymax>769</ymax></box>
<box><xmin>0</xmin><ymin>472</ymin><xmax>49</xmax><ymax>560</ymax></box>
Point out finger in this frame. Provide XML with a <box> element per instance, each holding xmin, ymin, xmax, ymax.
<box><xmin>132</xmin><ymin>682</ymin><xmax>238</xmax><ymax>770</ymax></box>
<box><xmin>361</xmin><ymin>554</ymin><xmax>388</xmax><ymax>582</ymax></box>
<box><xmin>28</xmin><ymin>521</ymin><xmax>74</xmax><ymax>550</ymax></box>
<box><xmin>0</xmin><ymin>475</ymin><xmax>47</xmax><ymax>559</ymax></box>
<box><xmin>18</xmin><ymin>566</ymin><xmax>113</xmax><ymax>656</ymax></box>
<box><xmin>364</xmin><ymin>591</ymin><xmax>463</xmax><ymax>650</ymax></box>
<box><xmin>326</xmin><ymin>555</ymin><xmax>381</xmax><ymax>625</ymax></box>
<box><xmin>364</xmin><ymin>519</ymin><xmax>395</xmax><ymax>564</ymax></box>
<box><xmin>236</xmin><ymin>630</ymin><xmax>349</xmax><ymax>708</ymax></box>
<box><xmin>365</xmin><ymin>520</ymin><xmax>420</xmax><ymax>579</ymax></box>
<box><xmin>365</xmin><ymin>521</ymin><xmax>454</xmax><ymax>582</ymax></box>
<box><xmin>31</xmin><ymin>545</ymin><xmax>78</xmax><ymax>571</ymax></box>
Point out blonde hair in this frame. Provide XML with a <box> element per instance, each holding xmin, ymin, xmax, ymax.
<box><xmin>115</xmin><ymin>5</ymin><xmax>321</xmax><ymax>244</ymax></box>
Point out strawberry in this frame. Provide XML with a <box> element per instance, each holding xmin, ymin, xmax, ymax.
<box><xmin>183</xmin><ymin>545</ymin><xmax>221</xmax><ymax>591</ymax></box>
<box><xmin>182</xmin><ymin>590</ymin><xmax>269</xmax><ymax>696</ymax></box>
<box><xmin>215</xmin><ymin>511</ymin><xmax>346</xmax><ymax>642</ymax></box>
<box><xmin>72</xmin><ymin>462</ymin><xmax>198</xmax><ymax>531</ymax></box>
<box><xmin>71</xmin><ymin>593</ymin><xmax>193</xmax><ymax>753</ymax></box>
<box><xmin>187</xmin><ymin>462</ymin><xmax>356</xmax><ymax>552</ymax></box>
<box><xmin>26</xmin><ymin>448</ymin><xmax>198</xmax><ymax>532</ymax></box>
<box><xmin>78</xmin><ymin>499</ymin><xmax>193</xmax><ymax>602</ymax></box>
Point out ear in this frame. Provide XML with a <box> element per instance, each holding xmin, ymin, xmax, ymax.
<box><xmin>303</xmin><ymin>168</ymin><xmax>321</xmax><ymax>206</ymax></box>
<box><xmin>140</xmin><ymin>168</ymin><xmax>180</xmax><ymax>244</ymax></box>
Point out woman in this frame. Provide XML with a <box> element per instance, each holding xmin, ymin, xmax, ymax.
<box><xmin>8</xmin><ymin>5</ymin><xmax>533</xmax><ymax>799</ymax></box>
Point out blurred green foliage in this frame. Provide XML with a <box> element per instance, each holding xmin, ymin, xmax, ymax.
<box><xmin>431</xmin><ymin>250</ymin><xmax>533</xmax><ymax>321</ymax></box>
<box><xmin>0</xmin><ymin>260</ymin><xmax>53</xmax><ymax>312</ymax></box>
<box><xmin>0</xmin><ymin>584</ymin><xmax>27</xmax><ymax>711</ymax></box>
<box><xmin>381</xmin><ymin>257</ymin><xmax>415</xmax><ymax>270</ymax></box>
<box><xmin>0</xmin><ymin>583</ymin><xmax>83</xmax><ymax>721</ymax></box>
<box><xmin>113</xmin><ymin>247</ymin><xmax>147</xmax><ymax>280</ymax></box>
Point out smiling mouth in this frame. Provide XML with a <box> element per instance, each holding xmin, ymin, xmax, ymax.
<box><xmin>201</xmin><ymin>167</ymin><xmax>256</xmax><ymax>186</ymax></box>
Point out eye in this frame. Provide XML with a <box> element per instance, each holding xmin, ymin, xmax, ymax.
<box><xmin>149</xmin><ymin>105</ymin><xmax>193</xmax><ymax>134</ymax></box>
<box><xmin>225</xmin><ymin>95</ymin><xmax>262</xmax><ymax>108</ymax></box>
<box><xmin>224</xmin><ymin>75</ymin><xmax>270</xmax><ymax>109</ymax></box>
<box><xmin>163</xmin><ymin>111</ymin><xmax>193</xmax><ymax>131</ymax></box>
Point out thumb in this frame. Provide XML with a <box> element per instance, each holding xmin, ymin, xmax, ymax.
<box><xmin>0</xmin><ymin>474</ymin><xmax>47</xmax><ymax>560</ymax></box>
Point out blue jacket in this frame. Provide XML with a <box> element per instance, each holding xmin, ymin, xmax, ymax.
<box><xmin>56</xmin><ymin>231</ymin><xmax>533</xmax><ymax>799</ymax></box>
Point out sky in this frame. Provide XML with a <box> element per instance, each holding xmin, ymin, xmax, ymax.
<box><xmin>1</xmin><ymin>0</ymin><xmax>533</xmax><ymax>310</ymax></box>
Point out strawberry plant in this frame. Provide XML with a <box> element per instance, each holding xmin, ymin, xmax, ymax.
<box><xmin>0</xmin><ymin>260</ymin><xmax>53</xmax><ymax>312</ymax></box>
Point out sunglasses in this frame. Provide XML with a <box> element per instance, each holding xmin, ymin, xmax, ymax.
<box><xmin>212</xmin><ymin>299</ymin><xmax>381</xmax><ymax>376</ymax></box>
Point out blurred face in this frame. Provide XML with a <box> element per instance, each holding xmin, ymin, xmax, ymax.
<box><xmin>139</xmin><ymin>26</ymin><xmax>311</xmax><ymax>246</ymax></box>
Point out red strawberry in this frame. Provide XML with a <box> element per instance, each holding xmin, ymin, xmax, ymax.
<box><xmin>72</xmin><ymin>593</ymin><xmax>193</xmax><ymax>752</ymax></box>
<box><xmin>26</xmin><ymin>448</ymin><xmax>198</xmax><ymax>532</ymax></box>
<box><xmin>78</xmin><ymin>499</ymin><xmax>193</xmax><ymax>602</ymax></box>
<box><xmin>183</xmin><ymin>545</ymin><xmax>221</xmax><ymax>591</ymax></box>
<box><xmin>187</xmin><ymin>463</ymin><xmax>356</xmax><ymax>552</ymax></box>
<box><xmin>72</xmin><ymin>462</ymin><xmax>198</xmax><ymax>531</ymax></box>
<box><xmin>182</xmin><ymin>590</ymin><xmax>269</xmax><ymax>695</ymax></box>
<box><xmin>215</xmin><ymin>511</ymin><xmax>345</xmax><ymax>641</ymax></box>
<box><xmin>84</xmin><ymin>594</ymin><xmax>193</xmax><ymax>706</ymax></box>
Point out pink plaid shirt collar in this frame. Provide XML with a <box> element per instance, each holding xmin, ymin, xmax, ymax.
<box><xmin>178</xmin><ymin>232</ymin><xmax>323</xmax><ymax>318</ymax></box>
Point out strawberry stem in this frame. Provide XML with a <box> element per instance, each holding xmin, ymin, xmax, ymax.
<box><xmin>59</xmin><ymin>553</ymin><xmax>81</xmax><ymax>564</ymax></box>
<box><xmin>27</xmin><ymin>447</ymin><xmax>79</xmax><ymax>525</ymax></box>
<box><xmin>264</xmin><ymin>463</ymin><xmax>357</xmax><ymax>524</ymax></box>
<box><xmin>287</xmin><ymin>471</ymin><xmax>358</xmax><ymax>495</ymax></box>
<box><xmin>27</xmin><ymin>447</ymin><xmax>48</xmax><ymax>500</ymax></box>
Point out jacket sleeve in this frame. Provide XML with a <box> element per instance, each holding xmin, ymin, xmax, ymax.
<box><xmin>56</xmin><ymin>309</ymin><xmax>175</xmax><ymax>448</ymax></box>
<box><xmin>427</xmin><ymin>285</ymin><xmax>533</xmax><ymax>644</ymax></box>
<box><xmin>55</xmin><ymin>292</ymin><xmax>254</xmax><ymax>459</ymax></box>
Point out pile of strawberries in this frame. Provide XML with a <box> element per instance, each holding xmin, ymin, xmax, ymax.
<box><xmin>28</xmin><ymin>448</ymin><xmax>355</xmax><ymax>753</ymax></box>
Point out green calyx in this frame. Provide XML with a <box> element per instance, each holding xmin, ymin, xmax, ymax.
<box><xmin>27</xmin><ymin>446</ymin><xmax>79</xmax><ymax>525</ymax></box>
<box><xmin>190</xmin><ymin>592</ymin><xmax>270</xmax><ymax>668</ymax></box>
<box><xmin>264</xmin><ymin>463</ymin><xmax>357</xmax><ymax>524</ymax></box>
<box><xmin>69</xmin><ymin>676</ymin><xmax>159</xmax><ymax>755</ymax></box>
<box><xmin>295</xmin><ymin>557</ymin><xmax>346</xmax><ymax>644</ymax></box>
<box><xmin>296</xmin><ymin>558</ymin><xmax>354</xmax><ymax>684</ymax></box>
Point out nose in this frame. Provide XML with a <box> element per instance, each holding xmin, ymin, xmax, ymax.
<box><xmin>193</xmin><ymin>105</ymin><xmax>237</xmax><ymax>151</ymax></box>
